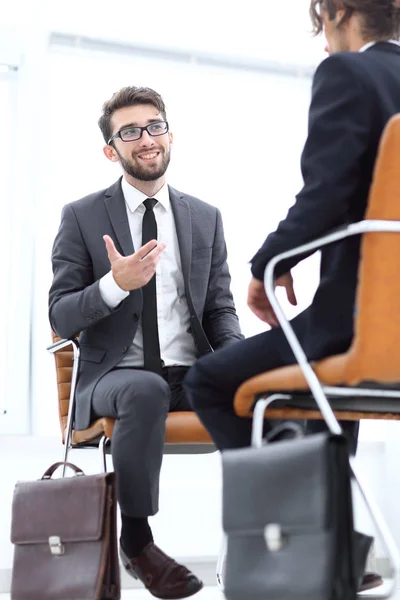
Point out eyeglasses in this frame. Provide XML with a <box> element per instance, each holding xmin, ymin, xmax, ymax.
<box><xmin>108</xmin><ymin>121</ymin><xmax>169</xmax><ymax>145</ymax></box>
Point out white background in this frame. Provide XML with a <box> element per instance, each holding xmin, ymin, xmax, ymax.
<box><xmin>0</xmin><ymin>0</ymin><xmax>397</xmax><ymax>586</ymax></box>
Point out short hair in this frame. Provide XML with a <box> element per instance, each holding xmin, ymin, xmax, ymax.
<box><xmin>309</xmin><ymin>0</ymin><xmax>400</xmax><ymax>39</ymax></box>
<box><xmin>98</xmin><ymin>86</ymin><xmax>167</xmax><ymax>143</ymax></box>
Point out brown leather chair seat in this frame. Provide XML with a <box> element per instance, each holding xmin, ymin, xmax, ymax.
<box><xmin>50</xmin><ymin>332</ymin><xmax>213</xmax><ymax>450</ymax></box>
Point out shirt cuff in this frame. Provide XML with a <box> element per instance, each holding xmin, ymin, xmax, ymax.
<box><xmin>99</xmin><ymin>271</ymin><xmax>129</xmax><ymax>308</ymax></box>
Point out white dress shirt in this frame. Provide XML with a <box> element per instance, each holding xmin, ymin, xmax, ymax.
<box><xmin>99</xmin><ymin>178</ymin><xmax>198</xmax><ymax>368</ymax></box>
<box><xmin>359</xmin><ymin>40</ymin><xmax>400</xmax><ymax>52</ymax></box>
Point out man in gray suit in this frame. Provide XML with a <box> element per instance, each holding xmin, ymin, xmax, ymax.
<box><xmin>49</xmin><ymin>86</ymin><xmax>242</xmax><ymax>599</ymax></box>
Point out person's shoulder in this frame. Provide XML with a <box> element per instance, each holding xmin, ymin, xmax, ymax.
<box><xmin>311</xmin><ymin>52</ymin><xmax>378</xmax><ymax>101</ymax></box>
<box><xmin>65</xmin><ymin>180</ymin><xmax>121</xmax><ymax>212</ymax></box>
<box><xmin>314</xmin><ymin>50</ymin><xmax>375</xmax><ymax>81</ymax></box>
<box><xmin>169</xmin><ymin>186</ymin><xmax>219</xmax><ymax>213</ymax></box>
<box><xmin>68</xmin><ymin>189</ymin><xmax>106</xmax><ymax>209</ymax></box>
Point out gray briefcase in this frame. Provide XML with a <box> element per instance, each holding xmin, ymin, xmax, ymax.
<box><xmin>222</xmin><ymin>425</ymin><xmax>371</xmax><ymax>600</ymax></box>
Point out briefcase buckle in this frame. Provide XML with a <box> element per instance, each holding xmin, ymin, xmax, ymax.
<box><xmin>264</xmin><ymin>524</ymin><xmax>284</xmax><ymax>552</ymax></box>
<box><xmin>49</xmin><ymin>535</ymin><xmax>65</xmax><ymax>556</ymax></box>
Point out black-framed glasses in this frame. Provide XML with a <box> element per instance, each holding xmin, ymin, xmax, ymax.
<box><xmin>108</xmin><ymin>121</ymin><xmax>169</xmax><ymax>145</ymax></box>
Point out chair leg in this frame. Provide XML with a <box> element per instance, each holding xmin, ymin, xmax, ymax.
<box><xmin>98</xmin><ymin>436</ymin><xmax>109</xmax><ymax>473</ymax></box>
<box><xmin>61</xmin><ymin>428</ymin><xmax>73</xmax><ymax>478</ymax></box>
<box><xmin>216</xmin><ymin>534</ymin><xmax>227</xmax><ymax>591</ymax></box>
<box><xmin>351</xmin><ymin>459</ymin><xmax>400</xmax><ymax>599</ymax></box>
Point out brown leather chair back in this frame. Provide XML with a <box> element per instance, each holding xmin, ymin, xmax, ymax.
<box><xmin>345</xmin><ymin>113</ymin><xmax>400</xmax><ymax>384</ymax></box>
<box><xmin>51</xmin><ymin>332</ymin><xmax>73</xmax><ymax>438</ymax></box>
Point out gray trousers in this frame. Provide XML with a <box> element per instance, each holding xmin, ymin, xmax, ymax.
<box><xmin>91</xmin><ymin>366</ymin><xmax>190</xmax><ymax>518</ymax></box>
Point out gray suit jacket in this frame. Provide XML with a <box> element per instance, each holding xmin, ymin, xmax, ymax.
<box><xmin>49</xmin><ymin>178</ymin><xmax>243</xmax><ymax>429</ymax></box>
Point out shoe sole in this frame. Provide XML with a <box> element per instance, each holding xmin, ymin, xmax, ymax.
<box><xmin>119</xmin><ymin>545</ymin><xmax>139</xmax><ymax>580</ymax></box>
<box><xmin>359</xmin><ymin>578</ymin><xmax>384</xmax><ymax>593</ymax></box>
<box><xmin>152</xmin><ymin>581</ymin><xmax>204</xmax><ymax>599</ymax></box>
<box><xmin>119</xmin><ymin>545</ymin><xmax>204</xmax><ymax>599</ymax></box>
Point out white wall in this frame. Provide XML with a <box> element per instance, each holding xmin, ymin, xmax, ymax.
<box><xmin>0</xmin><ymin>1</ymin><xmax>327</xmax><ymax>438</ymax></box>
<box><xmin>2</xmin><ymin>0</ymin><xmax>326</xmax><ymax>69</ymax></box>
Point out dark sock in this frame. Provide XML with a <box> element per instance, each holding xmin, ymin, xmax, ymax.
<box><xmin>120</xmin><ymin>514</ymin><xmax>153</xmax><ymax>558</ymax></box>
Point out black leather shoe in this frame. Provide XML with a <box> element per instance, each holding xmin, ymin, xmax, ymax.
<box><xmin>359</xmin><ymin>571</ymin><xmax>384</xmax><ymax>592</ymax></box>
<box><xmin>120</xmin><ymin>541</ymin><xmax>203</xmax><ymax>599</ymax></box>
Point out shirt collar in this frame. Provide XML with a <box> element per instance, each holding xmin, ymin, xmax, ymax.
<box><xmin>359</xmin><ymin>40</ymin><xmax>400</xmax><ymax>52</ymax></box>
<box><xmin>121</xmin><ymin>177</ymin><xmax>170</xmax><ymax>213</ymax></box>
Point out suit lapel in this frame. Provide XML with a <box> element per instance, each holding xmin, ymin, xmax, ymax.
<box><xmin>104</xmin><ymin>181</ymin><xmax>194</xmax><ymax>273</ymax></box>
<box><xmin>104</xmin><ymin>178</ymin><xmax>134</xmax><ymax>256</ymax></box>
<box><xmin>169</xmin><ymin>186</ymin><xmax>213</xmax><ymax>354</ymax></box>
<box><xmin>169</xmin><ymin>186</ymin><xmax>192</xmax><ymax>283</ymax></box>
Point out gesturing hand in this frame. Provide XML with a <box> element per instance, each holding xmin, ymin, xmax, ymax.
<box><xmin>103</xmin><ymin>235</ymin><xmax>166</xmax><ymax>292</ymax></box>
<box><xmin>247</xmin><ymin>272</ymin><xmax>297</xmax><ymax>327</ymax></box>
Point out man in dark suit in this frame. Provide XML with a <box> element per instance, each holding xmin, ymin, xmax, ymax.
<box><xmin>49</xmin><ymin>86</ymin><xmax>243</xmax><ymax>599</ymax></box>
<box><xmin>184</xmin><ymin>0</ymin><xmax>400</xmax><ymax>592</ymax></box>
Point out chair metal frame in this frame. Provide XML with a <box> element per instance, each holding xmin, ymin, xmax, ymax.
<box><xmin>47</xmin><ymin>337</ymin><xmax>223</xmax><ymax>585</ymax></box>
<box><xmin>47</xmin><ymin>337</ymin><xmax>81</xmax><ymax>476</ymax></box>
<box><xmin>248</xmin><ymin>219</ymin><xmax>400</xmax><ymax>599</ymax></box>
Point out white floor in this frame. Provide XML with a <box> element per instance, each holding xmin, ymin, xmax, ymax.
<box><xmin>1</xmin><ymin>581</ymin><xmax>399</xmax><ymax>599</ymax></box>
<box><xmin>1</xmin><ymin>580</ymin><xmax>399</xmax><ymax>599</ymax></box>
<box><xmin>1</xmin><ymin>585</ymin><xmax>400</xmax><ymax>599</ymax></box>
<box><xmin>0</xmin><ymin>590</ymin><xmax>223</xmax><ymax>599</ymax></box>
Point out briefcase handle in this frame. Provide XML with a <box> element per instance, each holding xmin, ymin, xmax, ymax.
<box><xmin>41</xmin><ymin>462</ymin><xmax>85</xmax><ymax>480</ymax></box>
<box><xmin>252</xmin><ymin>410</ymin><xmax>305</xmax><ymax>448</ymax></box>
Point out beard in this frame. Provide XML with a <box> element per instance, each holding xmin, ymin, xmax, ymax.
<box><xmin>117</xmin><ymin>147</ymin><xmax>171</xmax><ymax>181</ymax></box>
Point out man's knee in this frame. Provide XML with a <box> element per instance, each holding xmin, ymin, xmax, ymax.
<box><xmin>183</xmin><ymin>360</ymin><xmax>210</xmax><ymax>410</ymax></box>
<box><xmin>117</xmin><ymin>372</ymin><xmax>170</xmax><ymax>419</ymax></box>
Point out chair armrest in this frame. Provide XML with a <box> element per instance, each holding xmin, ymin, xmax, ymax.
<box><xmin>263</xmin><ymin>219</ymin><xmax>400</xmax><ymax>434</ymax></box>
<box><xmin>265</xmin><ymin>219</ymin><xmax>400</xmax><ymax>287</ymax></box>
<box><xmin>47</xmin><ymin>337</ymin><xmax>80</xmax><ymax>357</ymax></box>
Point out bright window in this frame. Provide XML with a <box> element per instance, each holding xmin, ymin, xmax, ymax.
<box><xmin>0</xmin><ymin>70</ymin><xmax>17</xmax><ymax>421</ymax></box>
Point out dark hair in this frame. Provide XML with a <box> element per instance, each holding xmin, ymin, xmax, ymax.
<box><xmin>309</xmin><ymin>0</ymin><xmax>400</xmax><ymax>39</ymax></box>
<box><xmin>98</xmin><ymin>86</ymin><xmax>167</xmax><ymax>143</ymax></box>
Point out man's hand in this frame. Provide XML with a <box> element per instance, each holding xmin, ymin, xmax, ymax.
<box><xmin>247</xmin><ymin>272</ymin><xmax>297</xmax><ymax>327</ymax></box>
<box><xmin>103</xmin><ymin>235</ymin><xmax>166</xmax><ymax>292</ymax></box>
<box><xmin>277</xmin><ymin>272</ymin><xmax>297</xmax><ymax>307</ymax></box>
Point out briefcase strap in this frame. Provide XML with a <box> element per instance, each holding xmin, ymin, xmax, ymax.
<box><xmin>41</xmin><ymin>462</ymin><xmax>85</xmax><ymax>480</ymax></box>
<box><xmin>101</xmin><ymin>583</ymin><xmax>120</xmax><ymax>600</ymax></box>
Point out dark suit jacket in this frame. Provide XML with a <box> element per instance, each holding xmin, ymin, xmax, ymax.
<box><xmin>49</xmin><ymin>181</ymin><xmax>243</xmax><ymax>429</ymax></box>
<box><xmin>251</xmin><ymin>42</ymin><xmax>400</xmax><ymax>360</ymax></box>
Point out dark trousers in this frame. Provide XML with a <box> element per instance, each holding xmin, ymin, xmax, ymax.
<box><xmin>183</xmin><ymin>314</ymin><xmax>359</xmax><ymax>456</ymax></box>
<box><xmin>91</xmin><ymin>365</ymin><xmax>190</xmax><ymax>518</ymax></box>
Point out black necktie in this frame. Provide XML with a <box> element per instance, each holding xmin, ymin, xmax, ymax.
<box><xmin>141</xmin><ymin>198</ymin><xmax>162</xmax><ymax>374</ymax></box>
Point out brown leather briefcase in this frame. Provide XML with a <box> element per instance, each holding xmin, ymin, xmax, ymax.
<box><xmin>10</xmin><ymin>461</ymin><xmax>120</xmax><ymax>600</ymax></box>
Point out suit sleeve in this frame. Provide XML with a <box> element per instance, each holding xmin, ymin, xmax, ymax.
<box><xmin>49</xmin><ymin>204</ymin><xmax>116</xmax><ymax>339</ymax></box>
<box><xmin>202</xmin><ymin>208</ymin><xmax>244</xmax><ymax>348</ymax></box>
<box><xmin>251</xmin><ymin>54</ymin><xmax>372</xmax><ymax>280</ymax></box>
